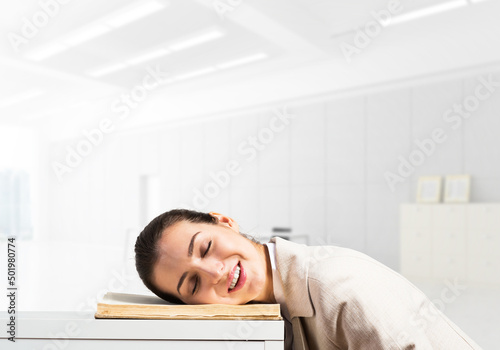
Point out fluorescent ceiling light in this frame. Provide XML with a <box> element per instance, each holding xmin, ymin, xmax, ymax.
<box><xmin>162</xmin><ymin>52</ymin><xmax>269</xmax><ymax>84</ymax></box>
<box><xmin>0</xmin><ymin>89</ymin><xmax>44</xmax><ymax>108</ymax></box>
<box><xmin>104</xmin><ymin>1</ymin><xmax>167</xmax><ymax>28</ymax></box>
<box><xmin>383</xmin><ymin>0</ymin><xmax>467</xmax><ymax>27</ymax></box>
<box><xmin>175</xmin><ymin>67</ymin><xmax>216</xmax><ymax>81</ymax></box>
<box><xmin>216</xmin><ymin>53</ymin><xmax>268</xmax><ymax>69</ymax></box>
<box><xmin>87</xmin><ymin>63</ymin><xmax>128</xmax><ymax>77</ymax></box>
<box><xmin>62</xmin><ymin>24</ymin><xmax>111</xmax><ymax>46</ymax></box>
<box><xmin>88</xmin><ymin>27</ymin><xmax>224</xmax><ymax>76</ymax></box>
<box><xmin>169</xmin><ymin>29</ymin><xmax>224</xmax><ymax>51</ymax></box>
<box><xmin>24</xmin><ymin>1</ymin><xmax>166</xmax><ymax>61</ymax></box>
<box><xmin>25</xmin><ymin>43</ymin><xmax>68</xmax><ymax>61</ymax></box>
<box><xmin>126</xmin><ymin>48</ymin><xmax>171</xmax><ymax>65</ymax></box>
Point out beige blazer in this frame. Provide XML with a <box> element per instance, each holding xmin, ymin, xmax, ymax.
<box><xmin>271</xmin><ymin>237</ymin><xmax>482</xmax><ymax>350</ymax></box>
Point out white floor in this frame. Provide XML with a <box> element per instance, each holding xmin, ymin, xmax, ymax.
<box><xmin>412</xmin><ymin>280</ymin><xmax>500</xmax><ymax>350</ymax></box>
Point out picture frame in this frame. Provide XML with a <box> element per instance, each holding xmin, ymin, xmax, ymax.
<box><xmin>416</xmin><ymin>176</ymin><xmax>442</xmax><ymax>203</ymax></box>
<box><xmin>444</xmin><ymin>175</ymin><xmax>471</xmax><ymax>203</ymax></box>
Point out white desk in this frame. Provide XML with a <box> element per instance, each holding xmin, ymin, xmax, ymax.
<box><xmin>1</xmin><ymin>311</ymin><xmax>284</xmax><ymax>349</ymax></box>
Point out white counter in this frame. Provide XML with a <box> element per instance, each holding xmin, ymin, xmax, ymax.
<box><xmin>0</xmin><ymin>311</ymin><xmax>284</xmax><ymax>349</ymax></box>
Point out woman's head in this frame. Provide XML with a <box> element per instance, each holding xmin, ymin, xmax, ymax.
<box><xmin>134</xmin><ymin>209</ymin><xmax>273</xmax><ymax>305</ymax></box>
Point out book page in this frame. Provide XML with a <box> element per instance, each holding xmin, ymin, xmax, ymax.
<box><xmin>101</xmin><ymin>292</ymin><xmax>178</xmax><ymax>305</ymax></box>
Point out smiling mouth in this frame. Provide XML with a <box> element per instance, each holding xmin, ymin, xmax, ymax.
<box><xmin>229</xmin><ymin>264</ymin><xmax>240</xmax><ymax>291</ymax></box>
<box><xmin>228</xmin><ymin>262</ymin><xmax>246</xmax><ymax>293</ymax></box>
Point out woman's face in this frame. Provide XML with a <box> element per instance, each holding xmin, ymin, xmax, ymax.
<box><xmin>152</xmin><ymin>213</ymin><xmax>272</xmax><ymax>305</ymax></box>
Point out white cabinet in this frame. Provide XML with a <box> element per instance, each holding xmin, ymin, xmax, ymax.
<box><xmin>400</xmin><ymin>204</ymin><xmax>500</xmax><ymax>285</ymax></box>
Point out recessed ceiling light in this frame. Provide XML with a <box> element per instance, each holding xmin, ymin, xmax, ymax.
<box><xmin>104</xmin><ymin>0</ymin><xmax>168</xmax><ymax>28</ymax></box>
<box><xmin>87</xmin><ymin>63</ymin><xmax>129</xmax><ymax>77</ymax></box>
<box><xmin>0</xmin><ymin>89</ymin><xmax>44</xmax><ymax>108</ymax></box>
<box><xmin>126</xmin><ymin>48</ymin><xmax>171</xmax><ymax>65</ymax></box>
<box><xmin>383</xmin><ymin>0</ymin><xmax>467</xmax><ymax>27</ymax></box>
<box><xmin>216</xmin><ymin>53</ymin><xmax>268</xmax><ymax>69</ymax></box>
<box><xmin>169</xmin><ymin>29</ymin><xmax>224</xmax><ymax>51</ymax></box>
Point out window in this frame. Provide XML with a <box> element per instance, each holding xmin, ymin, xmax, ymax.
<box><xmin>0</xmin><ymin>169</ymin><xmax>33</xmax><ymax>238</ymax></box>
<box><xmin>0</xmin><ymin>126</ymin><xmax>37</xmax><ymax>239</ymax></box>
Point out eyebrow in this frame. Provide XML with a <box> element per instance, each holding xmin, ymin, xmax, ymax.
<box><xmin>177</xmin><ymin>231</ymin><xmax>201</xmax><ymax>295</ymax></box>
<box><xmin>188</xmin><ymin>231</ymin><xmax>200</xmax><ymax>257</ymax></box>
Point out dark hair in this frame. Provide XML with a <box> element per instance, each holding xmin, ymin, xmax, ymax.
<box><xmin>134</xmin><ymin>209</ymin><xmax>218</xmax><ymax>304</ymax></box>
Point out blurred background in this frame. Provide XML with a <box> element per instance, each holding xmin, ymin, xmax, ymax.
<box><xmin>0</xmin><ymin>0</ymin><xmax>499</xmax><ymax>347</ymax></box>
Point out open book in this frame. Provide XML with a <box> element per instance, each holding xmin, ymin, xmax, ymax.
<box><xmin>95</xmin><ymin>292</ymin><xmax>282</xmax><ymax>320</ymax></box>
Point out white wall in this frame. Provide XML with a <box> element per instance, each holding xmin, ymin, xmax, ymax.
<box><xmin>9</xmin><ymin>69</ymin><xmax>499</xmax><ymax>311</ymax></box>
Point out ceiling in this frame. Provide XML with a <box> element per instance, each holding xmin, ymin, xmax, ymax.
<box><xmin>1</xmin><ymin>0</ymin><xmax>499</xmax><ymax>132</ymax></box>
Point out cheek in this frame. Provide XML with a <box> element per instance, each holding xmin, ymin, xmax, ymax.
<box><xmin>193</xmin><ymin>286</ymin><xmax>220</xmax><ymax>304</ymax></box>
<box><xmin>244</xmin><ymin>257</ymin><xmax>265</xmax><ymax>288</ymax></box>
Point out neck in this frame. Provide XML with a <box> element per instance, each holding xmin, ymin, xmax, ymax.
<box><xmin>255</xmin><ymin>243</ymin><xmax>276</xmax><ymax>304</ymax></box>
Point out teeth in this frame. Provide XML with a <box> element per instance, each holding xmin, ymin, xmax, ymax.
<box><xmin>229</xmin><ymin>265</ymin><xmax>240</xmax><ymax>290</ymax></box>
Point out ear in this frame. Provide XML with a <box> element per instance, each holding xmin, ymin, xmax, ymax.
<box><xmin>209</xmin><ymin>212</ymin><xmax>239</xmax><ymax>232</ymax></box>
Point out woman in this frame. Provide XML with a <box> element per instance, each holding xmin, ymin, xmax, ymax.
<box><xmin>135</xmin><ymin>209</ymin><xmax>482</xmax><ymax>350</ymax></box>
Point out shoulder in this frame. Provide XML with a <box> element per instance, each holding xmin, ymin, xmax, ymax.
<box><xmin>273</xmin><ymin>237</ymin><xmax>396</xmax><ymax>282</ymax></box>
<box><xmin>273</xmin><ymin>237</ymin><xmax>423</xmax><ymax>302</ymax></box>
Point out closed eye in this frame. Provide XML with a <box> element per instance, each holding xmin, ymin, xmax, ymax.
<box><xmin>202</xmin><ymin>240</ymin><xmax>212</xmax><ymax>258</ymax></box>
<box><xmin>192</xmin><ymin>240</ymin><xmax>212</xmax><ymax>295</ymax></box>
<box><xmin>192</xmin><ymin>276</ymin><xmax>198</xmax><ymax>295</ymax></box>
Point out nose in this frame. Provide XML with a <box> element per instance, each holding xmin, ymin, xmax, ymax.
<box><xmin>196</xmin><ymin>258</ymin><xmax>224</xmax><ymax>284</ymax></box>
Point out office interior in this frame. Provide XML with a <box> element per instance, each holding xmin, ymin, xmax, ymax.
<box><xmin>0</xmin><ymin>0</ymin><xmax>499</xmax><ymax>348</ymax></box>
